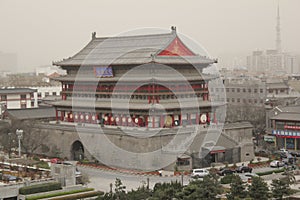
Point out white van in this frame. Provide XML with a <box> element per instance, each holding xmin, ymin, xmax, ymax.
<box><xmin>191</xmin><ymin>168</ymin><xmax>209</xmax><ymax>178</ymax></box>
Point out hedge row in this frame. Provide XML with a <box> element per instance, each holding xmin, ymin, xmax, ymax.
<box><xmin>46</xmin><ymin>191</ymin><xmax>103</xmax><ymax>200</ymax></box>
<box><xmin>25</xmin><ymin>188</ymin><xmax>99</xmax><ymax>200</ymax></box>
<box><xmin>19</xmin><ymin>182</ymin><xmax>62</xmax><ymax>195</ymax></box>
<box><xmin>256</xmin><ymin>168</ymin><xmax>285</xmax><ymax>176</ymax></box>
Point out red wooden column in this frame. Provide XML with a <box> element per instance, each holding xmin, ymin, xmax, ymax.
<box><xmin>171</xmin><ymin>115</ymin><xmax>174</xmax><ymax>127</ymax></box>
<box><xmin>60</xmin><ymin>111</ymin><xmax>64</xmax><ymax>121</ymax></box>
<box><xmin>180</xmin><ymin>114</ymin><xmax>182</xmax><ymax>126</ymax></box>
<box><xmin>148</xmin><ymin>85</ymin><xmax>151</xmax><ymax>103</ymax></box>
<box><xmin>145</xmin><ymin>116</ymin><xmax>148</xmax><ymax>127</ymax></box>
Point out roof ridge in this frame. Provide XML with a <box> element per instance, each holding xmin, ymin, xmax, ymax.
<box><xmin>53</xmin><ymin>32</ymin><xmax>174</xmax><ymax>66</ymax></box>
<box><xmin>93</xmin><ymin>32</ymin><xmax>173</xmax><ymax>40</ymax></box>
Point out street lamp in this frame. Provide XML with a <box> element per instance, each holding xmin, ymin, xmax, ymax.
<box><xmin>16</xmin><ymin>129</ymin><xmax>23</xmax><ymax>158</ymax></box>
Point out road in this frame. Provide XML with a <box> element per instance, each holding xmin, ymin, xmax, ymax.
<box><xmin>78</xmin><ymin>166</ymin><xmax>191</xmax><ymax>192</ymax></box>
<box><xmin>79</xmin><ymin>165</ymin><xmax>288</xmax><ymax>192</ymax></box>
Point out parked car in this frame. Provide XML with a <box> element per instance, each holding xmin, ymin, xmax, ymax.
<box><xmin>270</xmin><ymin>160</ymin><xmax>284</xmax><ymax>168</ymax></box>
<box><xmin>236</xmin><ymin>166</ymin><xmax>253</xmax><ymax>173</ymax></box>
<box><xmin>217</xmin><ymin>168</ymin><xmax>235</xmax><ymax>176</ymax></box>
<box><xmin>279</xmin><ymin>148</ymin><xmax>288</xmax><ymax>153</ymax></box>
<box><xmin>273</xmin><ymin>151</ymin><xmax>289</xmax><ymax>159</ymax></box>
<box><xmin>282</xmin><ymin>155</ymin><xmax>296</xmax><ymax>165</ymax></box>
<box><xmin>290</xmin><ymin>151</ymin><xmax>300</xmax><ymax>157</ymax></box>
<box><xmin>2</xmin><ymin>174</ymin><xmax>17</xmax><ymax>182</ymax></box>
<box><xmin>191</xmin><ymin>168</ymin><xmax>209</xmax><ymax>178</ymax></box>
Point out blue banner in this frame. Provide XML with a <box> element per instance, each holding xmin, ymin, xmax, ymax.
<box><xmin>272</xmin><ymin>129</ymin><xmax>300</xmax><ymax>137</ymax></box>
<box><xmin>94</xmin><ymin>66</ymin><xmax>113</xmax><ymax>77</ymax></box>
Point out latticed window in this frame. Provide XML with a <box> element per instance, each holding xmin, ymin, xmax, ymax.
<box><xmin>1</xmin><ymin>95</ymin><xmax>7</xmax><ymax>101</ymax></box>
<box><xmin>20</xmin><ymin>94</ymin><xmax>26</xmax><ymax>100</ymax></box>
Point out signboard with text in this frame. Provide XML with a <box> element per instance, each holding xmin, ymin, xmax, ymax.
<box><xmin>272</xmin><ymin>129</ymin><xmax>300</xmax><ymax>138</ymax></box>
<box><xmin>94</xmin><ymin>66</ymin><xmax>113</xmax><ymax>78</ymax></box>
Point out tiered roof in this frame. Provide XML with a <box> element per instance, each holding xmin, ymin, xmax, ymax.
<box><xmin>53</xmin><ymin>28</ymin><xmax>216</xmax><ymax>66</ymax></box>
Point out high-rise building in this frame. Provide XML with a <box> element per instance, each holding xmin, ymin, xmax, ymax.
<box><xmin>246</xmin><ymin>5</ymin><xmax>299</xmax><ymax>74</ymax></box>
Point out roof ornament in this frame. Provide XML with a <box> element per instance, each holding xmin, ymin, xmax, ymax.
<box><xmin>171</xmin><ymin>26</ymin><xmax>177</xmax><ymax>34</ymax></box>
<box><xmin>92</xmin><ymin>32</ymin><xmax>96</xmax><ymax>39</ymax></box>
<box><xmin>150</xmin><ymin>54</ymin><xmax>155</xmax><ymax>61</ymax></box>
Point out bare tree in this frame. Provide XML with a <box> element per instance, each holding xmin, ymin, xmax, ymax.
<box><xmin>11</xmin><ymin>120</ymin><xmax>49</xmax><ymax>155</ymax></box>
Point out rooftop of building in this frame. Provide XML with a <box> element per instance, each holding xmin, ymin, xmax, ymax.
<box><xmin>224</xmin><ymin>76</ymin><xmax>264</xmax><ymax>86</ymax></box>
<box><xmin>0</xmin><ymin>88</ymin><xmax>37</xmax><ymax>94</ymax></box>
<box><xmin>266</xmin><ymin>81</ymin><xmax>289</xmax><ymax>89</ymax></box>
<box><xmin>270</xmin><ymin>112</ymin><xmax>300</xmax><ymax>121</ymax></box>
<box><xmin>53</xmin><ymin>27</ymin><xmax>216</xmax><ymax>66</ymax></box>
<box><xmin>270</xmin><ymin>104</ymin><xmax>300</xmax><ymax>121</ymax></box>
<box><xmin>0</xmin><ymin>74</ymin><xmax>60</xmax><ymax>87</ymax></box>
<box><xmin>276</xmin><ymin>105</ymin><xmax>300</xmax><ymax>113</ymax></box>
<box><xmin>7</xmin><ymin>107</ymin><xmax>56</xmax><ymax>120</ymax></box>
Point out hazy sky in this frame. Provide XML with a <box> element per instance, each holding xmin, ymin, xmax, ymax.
<box><xmin>1</xmin><ymin>0</ymin><xmax>300</xmax><ymax>71</ymax></box>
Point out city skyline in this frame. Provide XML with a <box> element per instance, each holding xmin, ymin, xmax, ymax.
<box><xmin>1</xmin><ymin>0</ymin><xmax>300</xmax><ymax>71</ymax></box>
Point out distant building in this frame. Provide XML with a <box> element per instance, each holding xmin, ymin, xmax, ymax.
<box><xmin>246</xmin><ymin>50</ymin><xmax>298</xmax><ymax>74</ymax></box>
<box><xmin>0</xmin><ymin>88</ymin><xmax>37</xmax><ymax>109</ymax></box>
<box><xmin>266</xmin><ymin>81</ymin><xmax>289</xmax><ymax>97</ymax></box>
<box><xmin>246</xmin><ymin>5</ymin><xmax>299</xmax><ymax>75</ymax></box>
<box><xmin>0</xmin><ymin>73</ymin><xmax>61</xmax><ymax>105</ymax></box>
<box><xmin>223</xmin><ymin>77</ymin><xmax>266</xmax><ymax>106</ymax></box>
<box><xmin>35</xmin><ymin>65</ymin><xmax>66</xmax><ymax>76</ymax></box>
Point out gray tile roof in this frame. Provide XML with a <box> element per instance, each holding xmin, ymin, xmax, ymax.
<box><xmin>53</xmin><ymin>32</ymin><xmax>215</xmax><ymax>66</ymax></box>
<box><xmin>266</xmin><ymin>82</ymin><xmax>289</xmax><ymax>89</ymax></box>
<box><xmin>280</xmin><ymin>105</ymin><xmax>300</xmax><ymax>113</ymax></box>
<box><xmin>0</xmin><ymin>88</ymin><xmax>37</xmax><ymax>94</ymax></box>
<box><xmin>49</xmin><ymin>99</ymin><xmax>223</xmax><ymax>110</ymax></box>
<box><xmin>270</xmin><ymin>112</ymin><xmax>300</xmax><ymax>121</ymax></box>
<box><xmin>52</xmin><ymin>73</ymin><xmax>217</xmax><ymax>82</ymax></box>
<box><xmin>8</xmin><ymin>107</ymin><xmax>56</xmax><ymax>120</ymax></box>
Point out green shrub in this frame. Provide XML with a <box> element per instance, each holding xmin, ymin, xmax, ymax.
<box><xmin>46</xmin><ymin>191</ymin><xmax>103</xmax><ymax>200</ymax></box>
<box><xmin>25</xmin><ymin>188</ymin><xmax>100</xmax><ymax>200</ymax></box>
<box><xmin>19</xmin><ymin>182</ymin><xmax>61</xmax><ymax>195</ymax></box>
<box><xmin>256</xmin><ymin>168</ymin><xmax>285</xmax><ymax>176</ymax></box>
<box><xmin>33</xmin><ymin>156</ymin><xmax>40</xmax><ymax>161</ymax></box>
<box><xmin>36</xmin><ymin>161</ymin><xmax>50</xmax><ymax>169</ymax></box>
<box><xmin>220</xmin><ymin>174</ymin><xmax>236</xmax><ymax>184</ymax></box>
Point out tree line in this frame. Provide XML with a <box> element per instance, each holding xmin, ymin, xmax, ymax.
<box><xmin>96</xmin><ymin>172</ymin><xmax>295</xmax><ymax>200</ymax></box>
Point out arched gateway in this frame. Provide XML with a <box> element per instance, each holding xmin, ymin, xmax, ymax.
<box><xmin>71</xmin><ymin>140</ymin><xmax>84</xmax><ymax>161</ymax></box>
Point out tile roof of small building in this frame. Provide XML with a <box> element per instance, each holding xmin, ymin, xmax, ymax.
<box><xmin>280</xmin><ymin>105</ymin><xmax>300</xmax><ymax>113</ymax></box>
<box><xmin>270</xmin><ymin>105</ymin><xmax>300</xmax><ymax>121</ymax></box>
<box><xmin>53</xmin><ymin>30</ymin><xmax>216</xmax><ymax>66</ymax></box>
<box><xmin>8</xmin><ymin>107</ymin><xmax>56</xmax><ymax>120</ymax></box>
<box><xmin>266</xmin><ymin>82</ymin><xmax>289</xmax><ymax>89</ymax></box>
<box><xmin>0</xmin><ymin>88</ymin><xmax>37</xmax><ymax>94</ymax></box>
<box><xmin>270</xmin><ymin>112</ymin><xmax>300</xmax><ymax>121</ymax></box>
